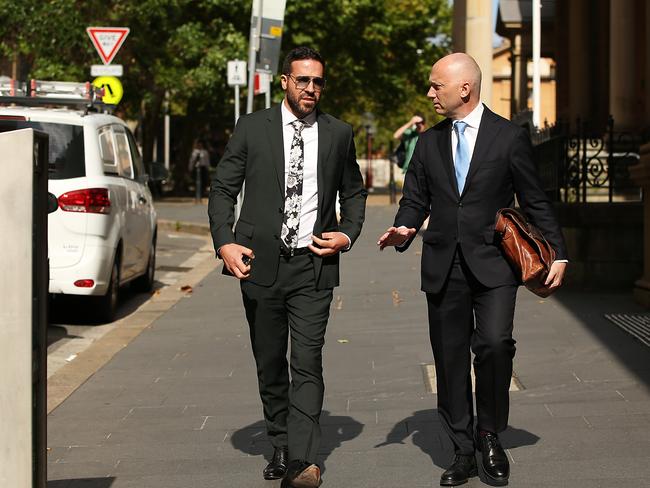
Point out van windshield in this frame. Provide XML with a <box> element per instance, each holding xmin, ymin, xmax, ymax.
<box><xmin>0</xmin><ymin>120</ymin><xmax>85</xmax><ymax>179</ymax></box>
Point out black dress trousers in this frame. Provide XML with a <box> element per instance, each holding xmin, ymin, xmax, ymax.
<box><xmin>426</xmin><ymin>248</ymin><xmax>518</xmax><ymax>455</ymax></box>
<box><xmin>240</xmin><ymin>253</ymin><xmax>333</xmax><ymax>463</ymax></box>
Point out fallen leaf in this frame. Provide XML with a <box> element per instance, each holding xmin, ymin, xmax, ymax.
<box><xmin>392</xmin><ymin>290</ymin><xmax>404</xmax><ymax>306</ymax></box>
<box><xmin>180</xmin><ymin>285</ymin><xmax>193</xmax><ymax>293</ymax></box>
<box><xmin>337</xmin><ymin>339</ymin><xmax>349</xmax><ymax>344</ymax></box>
<box><xmin>334</xmin><ymin>295</ymin><xmax>343</xmax><ymax>310</ymax></box>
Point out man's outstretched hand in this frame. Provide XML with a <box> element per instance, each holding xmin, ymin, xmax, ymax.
<box><xmin>377</xmin><ymin>226</ymin><xmax>417</xmax><ymax>250</ymax></box>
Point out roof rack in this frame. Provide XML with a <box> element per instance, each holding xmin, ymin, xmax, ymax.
<box><xmin>0</xmin><ymin>78</ymin><xmax>116</xmax><ymax>114</ymax></box>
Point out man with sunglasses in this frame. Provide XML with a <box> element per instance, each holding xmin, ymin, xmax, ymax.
<box><xmin>209</xmin><ymin>46</ymin><xmax>366</xmax><ymax>488</ymax></box>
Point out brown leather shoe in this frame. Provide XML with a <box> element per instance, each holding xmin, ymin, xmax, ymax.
<box><xmin>280</xmin><ymin>460</ymin><xmax>322</xmax><ymax>488</ymax></box>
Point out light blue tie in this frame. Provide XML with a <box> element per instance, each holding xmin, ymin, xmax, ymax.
<box><xmin>453</xmin><ymin>121</ymin><xmax>470</xmax><ymax>193</ymax></box>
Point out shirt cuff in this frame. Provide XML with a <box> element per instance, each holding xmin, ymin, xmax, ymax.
<box><xmin>341</xmin><ymin>233</ymin><xmax>352</xmax><ymax>251</ymax></box>
<box><xmin>553</xmin><ymin>259</ymin><xmax>568</xmax><ymax>263</ymax></box>
<box><xmin>395</xmin><ymin>226</ymin><xmax>410</xmax><ymax>249</ymax></box>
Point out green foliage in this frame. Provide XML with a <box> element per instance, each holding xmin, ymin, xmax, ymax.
<box><xmin>0</xmin><ymin>0</ymin><xmax>451</xmax><ymax>176</ymax></box>
<box><xmin>282</xmin><ymin>0</ymin><xmax>452</xmax><ymax>153</ymax></box>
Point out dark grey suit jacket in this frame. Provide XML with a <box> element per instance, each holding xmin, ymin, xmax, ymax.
<box><xmin>208</xmin><ymin>104</ymin><xmax>367</xmax><ymax>289</ymax></box>
<box><xmin>394</xmin><ymin>106</ymin><xmax>567</xmax><ymax>294</ymax></box>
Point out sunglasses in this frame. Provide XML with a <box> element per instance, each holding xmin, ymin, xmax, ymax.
<box><xmin>287</xmin><ymin>74</ymin><xmax>326</xmax><ymax>91</ymax></box>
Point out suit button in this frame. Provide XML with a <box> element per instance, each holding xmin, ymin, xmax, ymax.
<box><xmin>458</xmin><ymin>202</ymin><xmax>463</xmax><ymax>207</ymax></box>
<box><xmin>278</xmin><ymin>207</ymin><xmax>283</xmax><ymax>214</ymax></box>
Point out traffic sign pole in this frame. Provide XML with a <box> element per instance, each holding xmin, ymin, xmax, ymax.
<box><xmin>227</xmin><ymin>59</ymin><xmax>247</xmax><ymax>125</ymax></box>
<box><xmin>246</xmin><ymin>0</ymin><xmax>262</xmax><ymax>115</ymax></box>
<box><xmin>235</xmin><ymin>85</ymin><xmax>240</xmax><ymax>124</ymax></box>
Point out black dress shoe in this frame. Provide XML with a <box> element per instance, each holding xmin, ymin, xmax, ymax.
<box><xmin>263</xmin><ymin>447</ymin><xmax>288</xmax><ymax>480</ymax></box>
<box><xmin>440</xmin><ymin>454</ymin><xmax>478</xmax><ymax>486</ymax></box>
<box><xmin>476</xmin><ymin>431</ymin><xmax>509</xmax><ymax>486</ymax></box>
<box><xmin>280</xmin><ymin>459</ymin><xmax>321</xmax><ymax>488</ymax></box>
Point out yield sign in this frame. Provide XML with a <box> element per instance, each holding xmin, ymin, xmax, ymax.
<box><xmin>86</xmin><ymin>27</ymin><xmax>130</xmax><ymax>64</ymax></box>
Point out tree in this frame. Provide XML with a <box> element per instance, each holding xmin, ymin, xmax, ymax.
<box><xmin>281</xmin><ymin>0</ymin><xmax>452</xmax><ymax>154</ymax></box>
<box><xmin>0</xmin><ymin>0</ymin><xmax>452</xmax><ymax>190</ymax></box>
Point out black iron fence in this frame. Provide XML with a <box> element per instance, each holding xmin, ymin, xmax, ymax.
<box><xmin>531</xmin><ymin>116</ymin><xmax>644</xmax><ymax>203</ymax></box>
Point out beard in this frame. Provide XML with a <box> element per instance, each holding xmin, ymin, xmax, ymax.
<box><xmin>286</xmin><ymin>90</ymin><xmax>318</xmax><ymax>118</ymax></box>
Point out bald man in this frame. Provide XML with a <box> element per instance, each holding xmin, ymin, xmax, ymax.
<box><xmin>378</xmin><ymin>53</ymin><xmax>567</xmax><ymax>486</ymax></box>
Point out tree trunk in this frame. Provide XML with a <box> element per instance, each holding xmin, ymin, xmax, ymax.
<box><xmin>141</xmin><ymin>88</ymin><xmax>165</xmax><ymax>166</ymax></box>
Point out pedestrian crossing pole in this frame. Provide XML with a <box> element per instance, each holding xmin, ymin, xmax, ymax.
<box><xmin>246</xmin><ymin>0</ymin><xmax>263</xmax><ymax>115</ymax></box>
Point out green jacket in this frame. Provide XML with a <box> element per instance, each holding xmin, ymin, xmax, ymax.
<box><xmin>208</xmin><ymin>104</ymin><xmax>367</xmax><ymax>289</ymax></box>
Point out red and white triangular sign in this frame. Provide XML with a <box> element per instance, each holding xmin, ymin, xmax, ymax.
<box><xmin>87</xmin><ymin>27</ymin><xmax>130</xmax><ymax>65</ymax></box>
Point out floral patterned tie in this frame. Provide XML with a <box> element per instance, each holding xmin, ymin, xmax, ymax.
<box><xmin>281</xmin><ymin>119</ymin><xmax>306</xmax><ymax>251</ymax></box>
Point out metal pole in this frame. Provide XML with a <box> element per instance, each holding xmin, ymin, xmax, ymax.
<box><xmin>532</xmin><ymin>0</ymin><xmax>541</xmax><ymax>128</ymax></box>
<box><xmin>164</xmin><ymin>90</ymin><xmax>170</xmax><ymax>170</ymax></box>
<box><xmin>265</xmin><ymin>75</ymin><xmax>271</xmax><ymax>109</ymax></box>
<box><xmin>388</xmin><ymin>141</ymin><xmax>396</xmax><ymax>204</ymax></box>
<box><xmin>234</xmin><ymin>85</ymin><xmax>240</xmax><ymax>124</ymax></box>
<box><xmin>195</xmin><ymin>164</ymin><xmax>202</xmax><ymax>203</ymax></box>
<box><xmin>365</xmin><ymin>126</ymin><xmax>373</xmax><ymax>190</ymax></box>
<box><xmin>246</xmin><ymin>0</ymin><xmax>262</xmax><ymax>114</ymax></box>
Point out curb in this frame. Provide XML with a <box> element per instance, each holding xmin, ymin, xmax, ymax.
<box><xmin>158</xmin><ymin>218</ymin><xmax>211</xmax><ymax>236</ymax></box>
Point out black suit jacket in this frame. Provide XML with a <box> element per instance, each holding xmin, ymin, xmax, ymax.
<box><xmin>394</xmin><ymin>106</ymin><xmax>567</xmax><ymax>294</ymax></box>
<box><xmin>208</xmin><ymin>104</ymin><xmax>367</xmax><ymax>289</ymax></box>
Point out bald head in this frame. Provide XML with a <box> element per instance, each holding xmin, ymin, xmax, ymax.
<box><xmin>427</xmin><ymin>52</ymin><xmax>482</xmax><ymax>119</ymax></box>
<box><xmin>436</xmin><ymin>53</ymin><xmax>482</xmax><ymax>93</ymax></box>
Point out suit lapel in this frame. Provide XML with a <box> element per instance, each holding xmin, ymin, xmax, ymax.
<box><xmin>461</xmin><ymin>106</ymin><xmax>500</xmax><ymax>197</ymax></box>
<box><xmin>436</xmin><ymin>119</ymin><xmax>459</xmax><ymax>198</ymax></box>
<box><xmin>316</xmin><ymin>111</ymin><xmax>332</xmax><ymax>213</ymax></box>
<box><xmin>265</xmin><ymin>105</ymin><xmax>285</xmax><ymax>194</ymax></box>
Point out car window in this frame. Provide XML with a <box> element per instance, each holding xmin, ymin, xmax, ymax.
<box><xmin>98</xmin><ymin>125</ymin><xmax>118</xmax><ymax>175</ymax></box>
<box><xmin>113</xmin><ymin>126</ymin><xmax>133</xmax><ymax>179</ymax></box>
<box><xmin>0</xmin><ymin>119</ymin><xmax>85</xmax><ymax>179</ymax></box>
<box><xmin>126</xmin><ymin>129</ymin><xmax>146</xmax><ymax>179</ymax></box>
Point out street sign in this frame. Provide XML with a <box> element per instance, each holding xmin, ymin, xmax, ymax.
<box><xmin>252</xmin><ymin>0</ymin><xmax>286</xmax><ymax>74</ymax></box>
<box><xmin>227</xmin><ymin>60</ymin><xmax>247</xmax><ymax>87</ymax></box>
<box><xmin>86</xmin><ymin>27</ymin><xmax>130</xmax><ymax>65</ymax></box>
<box><xmin>91</xmin><ymin>64</ymin><xmax>123</xmax><ymax>77</ymax></box>
<box><xmin>254</xmin><ymin>72</ymin><xmax>271</xmax><ymax>95</ymax></box>
<box><xmin>92</xmin><ymin>76</ymin><xmax>123</xmax><ymax>105</ymax></box>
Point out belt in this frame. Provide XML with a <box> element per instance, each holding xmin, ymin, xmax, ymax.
<box><xmin>279</xmin><ymin>246</ymin><xmax>311</xmax><ymax>257</ymax></box>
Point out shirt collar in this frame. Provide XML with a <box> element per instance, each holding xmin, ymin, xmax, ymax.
<box><xmin>281</xmin><ymin>99</ymin><xmax>317</xmax><ymax>127</ymax></box>
<box><xmin>454</xmin><ymin>102</ymin><xmax>484</xmax><ymax>129</ymax></box>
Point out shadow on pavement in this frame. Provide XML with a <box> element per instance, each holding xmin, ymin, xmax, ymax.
<box><xmin>48</xmin><ymin>478</ymin><xmax>115</xmax><ymax>488</ymax></box>
<box><xmin>552</xmin><ymin>289</ymin><xmax>650</xmax><ymax>387</ymax></box>
<box><xmin>376</xmin><ymin>409</ymin><xmax>539</xmax><ymax>469</ymax></box>
<box><xmin>230</xmin><ymin>410</ymin><xmax>364</xmax><ymax>473</ymax></box>
<box><xmin>49</xmin><ymin>285</ymin><xmax>156</xmax><ymax>326</ymax></box>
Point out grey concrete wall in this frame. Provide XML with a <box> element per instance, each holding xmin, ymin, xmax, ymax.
<box><xmin>0</xmin><ymin>129</ymin><xmax>35</xmax><ymax>487</ymax></box>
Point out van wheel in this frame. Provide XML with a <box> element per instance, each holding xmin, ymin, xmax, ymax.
<box><xmin>133</xmin><ymin>238</ymin><xmax>156</xmax><ymax>292</ymax></box>
<box><xmin>97</xmin><ymin>259</ymin><xmax>120</xmax><ymax>322</ymax></box>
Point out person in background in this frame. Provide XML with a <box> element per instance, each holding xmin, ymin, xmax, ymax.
<box><xmin>393</xmin><ymin>113</ymin><xmax>427</xmax><ymax>172</ymax></box>
<box><xmin>188</xmin><ymin>140</ymin><xmax>210</xmax><ymax>198</ymax></box>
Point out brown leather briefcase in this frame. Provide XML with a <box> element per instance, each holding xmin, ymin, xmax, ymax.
<box><xmin>494</xmin><ymin>208</ymin><xmax>556</xmax><ymax>297</ymax></box>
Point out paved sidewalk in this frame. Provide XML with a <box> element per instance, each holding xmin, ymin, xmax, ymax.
<box><xmin>48</xmin><ymin>204</ymin><xmax>650</xmax><ymax>487</ymax></box>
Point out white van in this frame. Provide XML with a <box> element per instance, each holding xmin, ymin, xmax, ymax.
<box><xmin>0</xmin><ymin>87</ymin><xmax>157</xmax><ymax>322</ymax></box>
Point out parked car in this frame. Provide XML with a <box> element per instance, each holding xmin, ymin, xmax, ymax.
<box><xmin>0</xmin><ymin>83</ymin><xmax>158</xmax><ymax>321</ymax></box>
